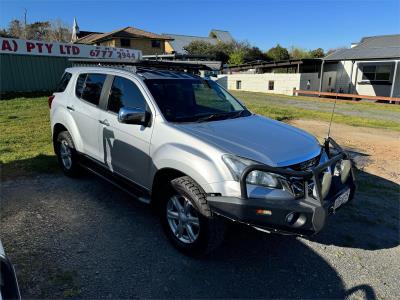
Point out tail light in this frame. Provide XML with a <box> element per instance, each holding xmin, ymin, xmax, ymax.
<box><xmin>48</xmin><ymin>95</ymin><xmax>55</xmax><ymax>108</ymax></box>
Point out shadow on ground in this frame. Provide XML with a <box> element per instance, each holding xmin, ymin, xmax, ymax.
<box><xmin>1</xmin><ymin>168</ymin><xmax>388</xmax><ymax>298</ymax></box>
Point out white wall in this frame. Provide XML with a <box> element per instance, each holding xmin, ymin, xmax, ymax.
<box><xmin>216</xmin><ymin>73</ymin><xmax>305</xmax><ymax>95</ymax></box>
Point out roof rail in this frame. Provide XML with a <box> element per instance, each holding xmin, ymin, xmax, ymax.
<box><xmin>68</xmin><ymin>58</ymin><xmax>212</xmax><ymax>72</ymax></box>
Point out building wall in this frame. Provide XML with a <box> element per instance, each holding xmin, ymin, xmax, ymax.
<box><xmin>328</xmin><ymin>60</ymin><xmax>398</xmax><ymax>97</ymax></box>
<box><xmin>216</xmin><ymin>73</ymin><xmax>319</xmax><ymax>95</ymax></box>
<box><xmin>0</xmin><ymin>54</ymin><xmax>71</xmax><ymax>94</ymax></box>
<box><xmin>99</xmin><ymin>38</ymin><xmax>165</xmax><ymax>55</ymax></box>
<box><xmin>164</xmin><ymin>41</ymin><xmax>174</xmax><ymax>54</ymax></box>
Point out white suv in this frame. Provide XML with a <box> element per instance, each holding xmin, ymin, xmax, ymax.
<box><xmin>50</xmin><ymin>65</ymin><xmax>356</xmax><ymax>255</ymax></box>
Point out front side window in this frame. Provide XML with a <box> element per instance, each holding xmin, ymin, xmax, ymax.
<box><xmin>145</xmin><ymin>78</ymin><xmax>249</xmax><ymax>122</ymax></box>
<box><xmin>362</xmin><ymin>65</ymin><xmax>391</xmax><ymax>81</ymax></box>
<box><xmin>108</xmin><ymin>76</ymin><xmax>147</xmax><ymax>113</ymax></box>
<box><xmin>80</xmin><ymin>73</ymin><xmax>106</xmax><ymax>105</ymax></box>
<box><xmin>55</xmin><ymin>72</ymin><xmax>72</xmax><ymax>93</ymax></box>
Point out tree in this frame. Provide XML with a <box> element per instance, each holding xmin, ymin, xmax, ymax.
<box><xmin>309</xmin><ymin>48</ymin><xmax>325</xmax><ymax>58</ymax></box>
<box><xmin>228</xmin><ymin>49</ymin><xmax>245</xmax><ymax>65</ymax></box>
<box><xmin>26</xmin><ymin>21</ymin><xmax>51</xmax><ymax>40</ymax></box>
<box><xmin>289</xmin><ymin>46</ymin><xmax>311</xmax><ymax>59</ymax></box>
<box><xmin>7</xmin><ymin>19</ymin><xmax>23</xmax><ymax>38</ymax></box>
<box><xmin>243</xmin><ymin>46</ymin><xmax>270</xmax><ymax>62</ymax></box>
<box><xmin>266</xmin><ymin>44</ymin><xmax>290</xmax><ymax>61</ymax></box>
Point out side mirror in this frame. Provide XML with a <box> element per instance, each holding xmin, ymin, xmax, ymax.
<box><xmin>118</xmin><ymin>107</ymin><xmax>150</xmax><ymax>126</ymax></box>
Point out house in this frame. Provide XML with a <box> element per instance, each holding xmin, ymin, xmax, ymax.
<box><xmin>162</xmin><ymin>29</ymin><xmax>234</xmax><ymax>54</ymax></box>
<box><xmin>321</xmin><ymin>34</ymin><xmax>400</xmax><ymax>98</ymax></box>
<box><xmin>217</xmin><ymin>59</ymin><xmax>323</xmax><ymax>95</ymax></box>
<box><xmin>74</xmin><ymin>26</ymin><xmax>173</xmax><ymax>55</ymax></box>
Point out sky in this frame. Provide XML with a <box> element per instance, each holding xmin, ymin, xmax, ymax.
<box><xmin>1</xmin><ymin>0</ymin><xmax>399</xmax><ymax>51</ymax></box>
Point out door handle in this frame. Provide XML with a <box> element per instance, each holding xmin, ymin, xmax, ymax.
<box><xmin>66</xmin><ymin>106</ymin><xmax>75</xmax><ymax>111</ymax></box>
<box><xmin>99</xmin><ymin>119</ymin><xmax>110</xmax><ymax>126</ymax></box>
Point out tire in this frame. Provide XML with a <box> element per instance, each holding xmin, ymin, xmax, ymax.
<box><xmin>55</xmin><ymin>131</ymin><xmax>80</xmax><ymax>177</ymax></box>
<box><xmin>160</xmin><ymin>176</ymin><xmax>225</xmax><ymax>256</ymax></box>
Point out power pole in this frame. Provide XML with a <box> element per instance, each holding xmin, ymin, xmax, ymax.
<box><xmin>24</xmin><ymin>8</ymin><xmax>27</xmax><ymax>38</ymax></box>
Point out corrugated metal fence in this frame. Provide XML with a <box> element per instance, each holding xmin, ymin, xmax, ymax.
<box><xmin>0</xmin><ymin>54</ymin><xmax>71</xmax><ymax>94</ymax></box>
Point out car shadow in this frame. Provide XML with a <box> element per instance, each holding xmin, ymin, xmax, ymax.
<box><xmin>58</xmin><ymin>175</ymin><xmax>378</xmax><ymax>299</ymax></box>
<box><xmin>309</xmin><ymin>169</ymin><xmax>399</xmax><ymax>251</ymax></box>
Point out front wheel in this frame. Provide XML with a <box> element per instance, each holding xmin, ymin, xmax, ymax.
<box><xmin>161</xmin><ymin>176</ymin><xmax>225</xmax><ymax>256</ymax></box>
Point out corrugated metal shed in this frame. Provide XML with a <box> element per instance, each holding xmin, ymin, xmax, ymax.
<box><xmin>324</xmin><ymin>34</ymin><xmax>400</xmax><ymax>61</ymax></box>
<box><xmin>0</xmin><ymin>54</ymin><xmax>71</xmax><ymax>93</ymax></box>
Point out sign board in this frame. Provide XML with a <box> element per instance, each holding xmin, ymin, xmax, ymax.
<box><xmin>0</xmin><ymin>37</ymin><xmax>142</xmax><ymax>60</ymax></box>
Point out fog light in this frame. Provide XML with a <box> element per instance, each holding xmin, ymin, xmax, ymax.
<box><xmin>334</xmin><ymin>159</ymin><xmax>351</xmax><ymax>183</ymax></box>
<box><xmin>286</xmin><ymin>212</ymin><xmax>307</xmax><ymax>228</ymax></box>
<box><xmin>313</xmin><ymin>171</ymin><xmax>332</xmax><ymax>199</ymax></box>
<box><xmin>256</xmin><ymin>209</ymin><xmax>272</xmax><ymax>216</ymax></box>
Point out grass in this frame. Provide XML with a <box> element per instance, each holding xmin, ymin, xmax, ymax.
<box><xmin>1</xmin><ymin>92</ymin><xmax>399</xmax><ymax>178</ymax></box>
<box><xmin>232</xmin><ymin>90</ymin><xmax>400</xmax><ymax>131</ymax></box>
<box><xmin>0</xmin><ymin>97</ymin><xmax>58</xmax><ymax>178</ymax></box>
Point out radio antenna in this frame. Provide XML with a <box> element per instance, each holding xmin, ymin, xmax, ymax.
<box><xmin>327</xmin><ymin>96</ymin><xmax>338</xmax><ymax>138</ymax></box>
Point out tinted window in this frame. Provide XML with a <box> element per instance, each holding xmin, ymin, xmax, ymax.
<box><xmin>145</xmin><ymin>79</ymin><xmax>247</xmax><ymax>122</ymax></box>
<box><xmin>55</xmin><ymin>72</ymin><xmax>72</xmax><ymax>92</ymax></box>
<box><xmin>81</xmin><ymin>74</ymin><xmax>106</xmax><ymax>105</ymax></box>
<box><xmin>108</xmin><ymin>76</ymin><xmax>146</xmax><ymax>113</ymax></box>
<box><xmin>75</xmin><ymin>73</ymin><xmax>87</xmax><ymax>98</ymax></box>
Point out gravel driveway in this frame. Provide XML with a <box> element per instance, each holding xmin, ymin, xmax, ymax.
<box><xmin>1</xmin><ymin>170</ymin><xmax>398</xmax><ymax>299</ymax></box>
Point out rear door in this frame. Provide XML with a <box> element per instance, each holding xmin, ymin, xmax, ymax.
<box><xmin>98</xmin><ymin>75</ymin><xmax>154</xmax><ymax>189</ymax></box>
<box><xmin>70</xmin><ymin>72</ymin><xmax>107</xmax><ymax>161</ymax></box>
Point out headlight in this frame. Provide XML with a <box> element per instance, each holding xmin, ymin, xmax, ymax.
<box><xmin>222</xmin><ymin>154</ymin><xmax>282</xmax><ymax>189</ymax></box>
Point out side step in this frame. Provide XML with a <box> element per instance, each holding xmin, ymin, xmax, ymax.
<box><xmin>78</xmin><ymin>155</ymin><xmax>151</xmax><ymax>205</ymax></box>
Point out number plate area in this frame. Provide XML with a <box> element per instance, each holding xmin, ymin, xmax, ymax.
<box><xmin>333</xmin><ymin>188</ymin><xmax>351</xmax><ymax>211</ymax></box>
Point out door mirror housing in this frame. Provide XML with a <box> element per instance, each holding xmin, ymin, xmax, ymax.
<box><xmin>118</xmin><ymin>107</ymin><xmax>150</xmax><ymax>126</ymax></box>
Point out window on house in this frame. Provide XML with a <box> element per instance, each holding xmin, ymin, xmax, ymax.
<box><xmin>152</xmin><ymin>40</ymin><xmax>161</xmax><ymax>48</ymax></box>
<box><xmin>268</xmin><ymin>80</ymin><xmax>274</xmax><ymax>90</ymax></box>
<box><xmin>328</xmin><ymin>77</ymin><xmax>332</xmax><ymax>86</ymax></box>
<box><xmin>236</xmin><ymin>80</ymin><xmax>242</xmax><ymax>90</ymax></box>
<box><xmin>120</xmin><ymin>39</ymin><xmax>131</xmax><ymax>47</ymax></box>
<box><xmin>362</xmin><ymin>65</ymin><xmax>391</xmax><ymax>81</ymax></box>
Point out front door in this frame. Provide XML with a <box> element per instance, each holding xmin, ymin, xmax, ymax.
<box><xmin>98</xmin><ymin>75</ymin><xmax>154</xmax><ymax>189</ymax></box>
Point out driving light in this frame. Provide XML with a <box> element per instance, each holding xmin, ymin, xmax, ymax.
<box><xmin>334</xmin><ymin>159</ymin><xmax>351</xmax><ymax>183</ymax></box>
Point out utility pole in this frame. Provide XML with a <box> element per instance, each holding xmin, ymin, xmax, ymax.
<box><xmin>24</xmin><ymin>8</ymin><xmax>27</xmax><ymax>38</ymax></box>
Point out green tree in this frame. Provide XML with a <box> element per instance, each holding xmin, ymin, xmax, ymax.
<box><xmin>243</xmin><ymin>46</ymin><xmax>270</xmax><ymax>62</ymax></box>
<box><xmin>266</xmin><ymin>44</ymin><xmax>290</xmax><ymax>61</ymax></box>
<box><xmin>309</xmin><ymin>48</ymin><xmax>325</xmax><ymax>58</ymax></box>
<box><xmin>228</xmin><ymin>49</ymin><xmax>245</xmax><ymax>65</ymax></box>
<box><xmin>289</xmin><ymin>46</ymin><xmax>311</xmax><ymax>59</ymax></box>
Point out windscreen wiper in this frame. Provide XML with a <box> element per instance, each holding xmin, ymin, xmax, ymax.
<box><xmin>196</xmin><ymin>113</ymin><xmax>227</xmax><ymax>123</ymax></box>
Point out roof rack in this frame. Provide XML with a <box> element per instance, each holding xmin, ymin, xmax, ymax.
<box><xmin>68</xmin><ymin>58</ymin><xmax>212</xmax><ymax>72</ymax></box>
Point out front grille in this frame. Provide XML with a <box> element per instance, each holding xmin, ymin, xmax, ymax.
<box><xmin>289</xmin><ymin>155</ymin><xmax>321</xmax><ymax>171</ymax></box>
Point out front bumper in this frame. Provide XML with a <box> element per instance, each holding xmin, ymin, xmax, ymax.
<box><xmin>207</xmin><ymin>138</ymin><xmax>356</xmax><ymax>236</ymax></box>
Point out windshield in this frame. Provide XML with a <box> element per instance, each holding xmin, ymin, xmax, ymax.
<box><xmin>145</xmin><ymin>78</ymin><xmax>251</xmax><ymax>122</ymax></box>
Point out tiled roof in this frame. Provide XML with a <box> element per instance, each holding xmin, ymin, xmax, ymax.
<box><xmin>162</xmin><ymin>29</ymin><xmax>234</xmax><ymax>54</ymax></box>
<box><xmin>324</xmin><ymin>34</ymin><xmax>400</xmax><ymax>61</ymax></box>
<box><xmin>75</xmin><ymin>26</ymin><xmax>172</xmax><ymax>44</ymax></box>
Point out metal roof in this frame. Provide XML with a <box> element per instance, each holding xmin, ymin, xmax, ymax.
<box><xmin>162</xmin><ymin>30</ymin><xmax>234</xmax><ymax>54</ymax></box>
<box><xmin>324</xmin><ymin>34</ymin><xmax>400</xmax><ymax>61</ymax></box>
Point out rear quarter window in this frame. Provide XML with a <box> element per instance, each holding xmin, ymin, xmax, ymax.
<box><xmin>55</xmin><ymin>72</ymin><xmax>72</xmax><ymax>93</ymax></box>
<box><xmin>75</xmin><ymin>73</ymin><xmax>107</xmax><ymax>106</ymax></box>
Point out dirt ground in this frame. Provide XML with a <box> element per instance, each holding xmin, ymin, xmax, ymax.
<box><xmin>1</xmin><ymin>120</ymin><xmax>399</xmax><ymax>299</ymax></box>
<box><xmin>290</xmin><ymin>119</ymin><xmax>400</xmax><ymax>184</ymax></box>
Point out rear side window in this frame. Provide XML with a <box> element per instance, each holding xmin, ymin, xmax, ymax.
<box><xmin>55</xmin><ymin>72</ymin><xmax>72</xmax><ymax>93</ymax></box>
<box><xmin>108</xmin><ymin>76</ymin><xmax>147</xmax><ymax>113</ymax></box>
<box><xmin>75</xmin><ymin>73</ymin><xmax>87</xmax><ymax>98</ymax></box>
<box><xmin>78</xmin><ymin>73</ymin><xmax>107</xmax><ymax>106</ymax></box>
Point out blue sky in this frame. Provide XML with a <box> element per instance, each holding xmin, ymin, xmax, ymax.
<box><xmin>1</xmin><ymin>0</ymin><xmax>399</xmax><ymax>51</ymax></box>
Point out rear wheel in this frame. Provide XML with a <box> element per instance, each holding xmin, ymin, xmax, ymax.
<box><xmin>55</xmin><ymin>131</ymin><xmax>80</xmax><ymax>177</ymax></box>
<box><xmin>160</xmin><ymin>176</ymin><xmax>225</xmax><ymax>256</ymax></box>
